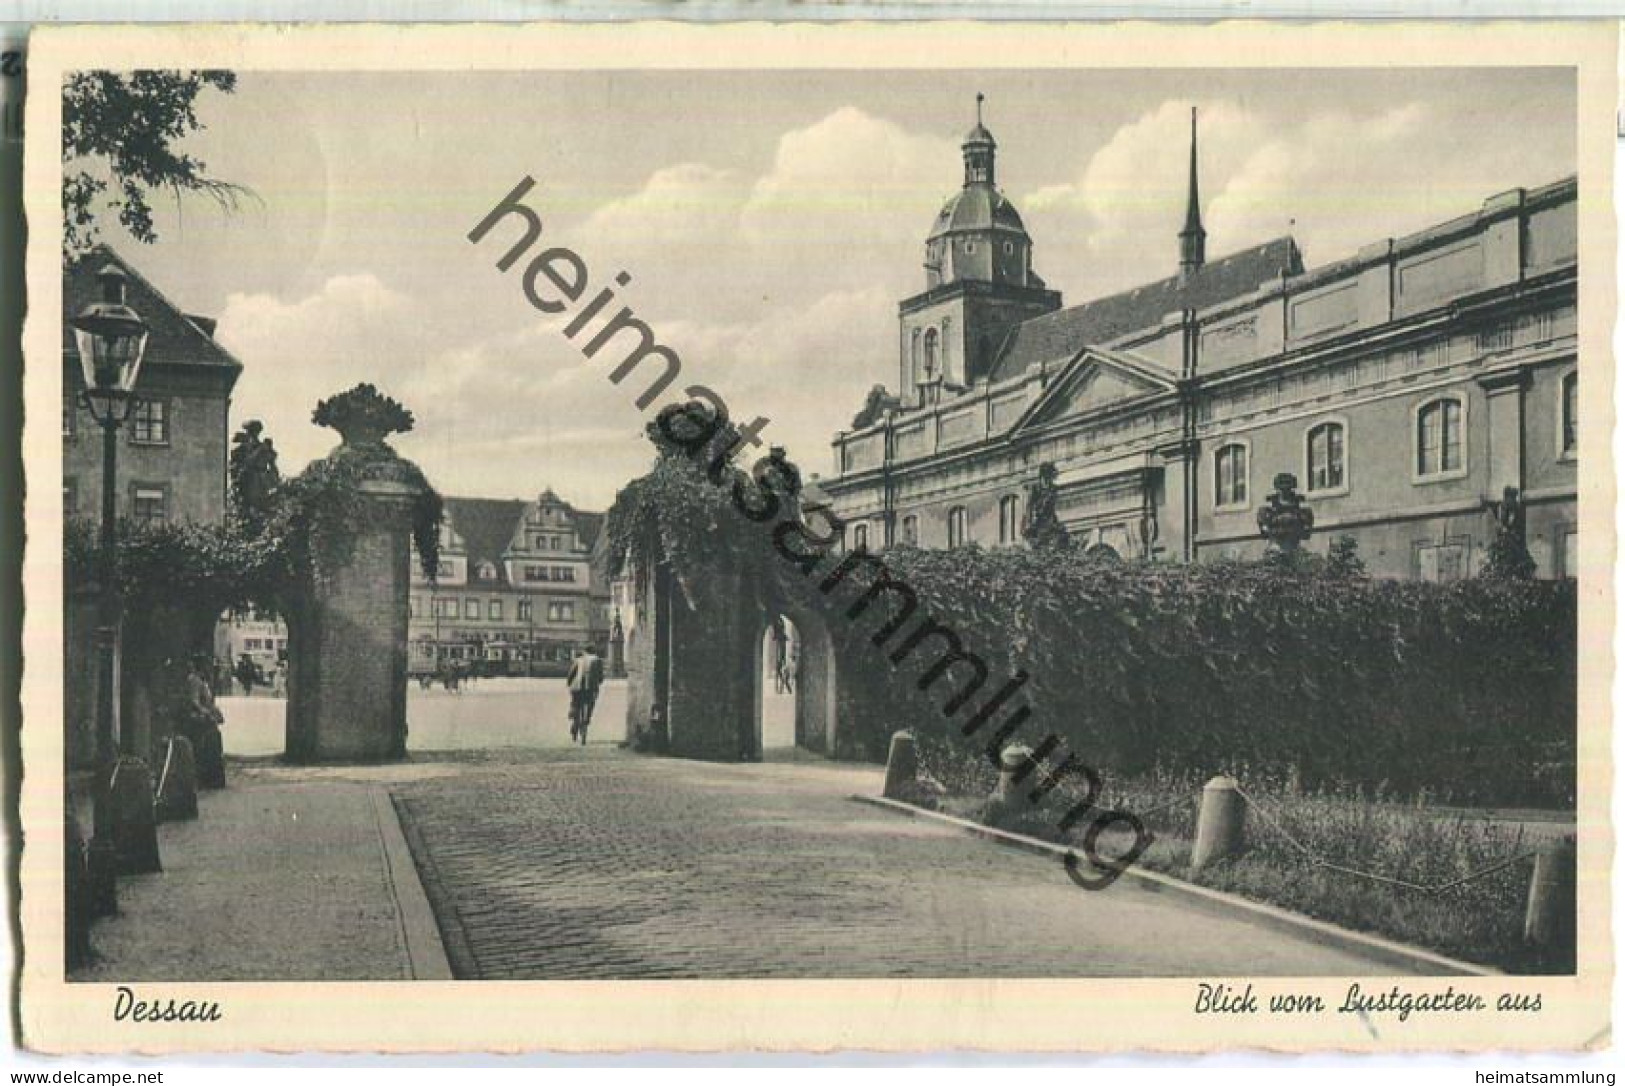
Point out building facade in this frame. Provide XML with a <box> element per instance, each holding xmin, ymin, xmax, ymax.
<box><xmin>63</xmin><ymin>245</ymin><xmax>242</xmax><ymax>526</ymax></box>
<box><xmin>824</xmin><ymin>108</ymin><xmax>1579</xmax><ymax>580</ymax></box>
<box><xmin>407</xmin><ymin>488</ymin><xmax>613</xmax><ymax>675</ymax></box>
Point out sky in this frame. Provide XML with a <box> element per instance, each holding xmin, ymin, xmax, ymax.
<box><xmin>82</xmin><ymin>68</ymin><xmax>1577</xmax><ymax>510</ymax></box>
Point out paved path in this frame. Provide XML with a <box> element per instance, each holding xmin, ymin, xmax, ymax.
<box><xmin>392</xmin><ymin>750</ymin><xmax>1422</xmax><ymax>980</ymax></box>
<box><xmin>71</xmin><ymin>763</ymin><xmax>452</xmax><ymax>982</ymax></box>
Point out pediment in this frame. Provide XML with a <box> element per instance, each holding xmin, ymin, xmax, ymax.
<box><xmin>1012</xmin><ymin>349</ymin><xmax>1176</xmax><ymax>432</ymax></box>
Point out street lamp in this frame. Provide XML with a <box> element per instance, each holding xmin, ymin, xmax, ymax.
<box><xmin>71</xmin><ymin>264</ymin><xmax>156</xmax><ymax>913</ymax></box>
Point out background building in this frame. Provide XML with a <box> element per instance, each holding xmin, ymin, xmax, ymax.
<box><xmin>408</xmin><ymin>488</ymin><xmax>612</xmax><ymax>676</ymax></box>
<box><xmin>824</xmin><ymin>108</ymin><xmax>1578</xmax><ymax>581</ymax></box>
<box><xmin>63</xmin><ymin>244</ymin><xmax>242</xmax><ymax>526</ymax></box>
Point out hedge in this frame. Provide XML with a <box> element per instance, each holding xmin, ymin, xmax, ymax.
<box><xmin>798</xmin><ymin>546</ymin><xmax>1576</xmax><ymax>808</ymax></box>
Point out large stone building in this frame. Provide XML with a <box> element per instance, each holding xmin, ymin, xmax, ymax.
<box><xmin>407</xmin><ymin>488</ymin><xmax>613</xmax><ymax>676</ymax></box>
<box><xmin>63</xmin><ymin>245</ymin><xmax>242</xmax><ymax>525</ymax></box>
<box><xmin>824</xmin><ymin>107</ymin><xmax>1579</xmax><ymax>581</ymax></box>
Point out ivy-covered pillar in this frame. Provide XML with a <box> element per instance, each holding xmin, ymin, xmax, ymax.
<box><xmin>283</xmin><ymin>385</ymin><xmax>440</xmax><ymax>764</ymax></box>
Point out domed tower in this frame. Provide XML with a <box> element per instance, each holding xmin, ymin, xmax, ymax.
<box><xmin>900</xmin><ymin>95</ymin><xmax>1061</xmax><ymax>406</ymax></box>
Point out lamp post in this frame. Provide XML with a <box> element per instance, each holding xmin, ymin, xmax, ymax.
<box><xmin>72</xmin><ymin>264</ymin><xmax>155</xmax><ymax>912</ymax></box>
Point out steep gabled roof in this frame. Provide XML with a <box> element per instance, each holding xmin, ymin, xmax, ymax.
<box><xmin>990</xmin><ymin>236</ymin><xmax>1303</xmax><ymax>383</ymax></box>
<box><xmin>443</xmin><ymin>497</ymin><xmax>527</xmax><ymax>584</ymax></box>
<box><xmin>573</xmin><ymin>511</ymin><xmax>605</xmax><ymax>551</ymax></box>
<box><xmin>62</xmin><ymin>243</ymin><xmax>243</xmax><ymax>374</ymax></box>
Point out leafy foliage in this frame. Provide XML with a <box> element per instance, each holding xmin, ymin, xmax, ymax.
<box><xmin>606</xmin><ymin>401</ymin><xmax>798</xmax><ymax>611</ymax></box>
<box><xmin>277</xmin><ymin>442</ymin><xmax>443</xmax><ymax>585</ymax></box>
<box><xmin>822</xmin><ymin>546</ymin><xmax>1575</xmax><ymax>807</ymax></box>
<box><xmin>65</xmin><ymin>515</ymin><xmax>286</xmax><ymax>617</ymax></box>
<box><xmin>62</xmin><ymin>70</ymin><xmax>249</xmax><ymax>255</ymax></box>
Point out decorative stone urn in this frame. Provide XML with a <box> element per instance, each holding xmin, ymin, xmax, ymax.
<box><xmin>1256</xmin><ymin>472</ymin><xmax>1315</xmax><ymax>555</ymax></box>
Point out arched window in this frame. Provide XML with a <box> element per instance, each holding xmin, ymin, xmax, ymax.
<box><xmin>998</xmin><ymin>494</ymin><xmax>1021</xmax><ymax>544</ymax></box>
<box><xmin>852</xmin><ymin>523</ymin><xmax>869</xmax><ymax>552</ymax></box>
<box><xmin>1305</xmin><ymin>420</ymin><xmax>1347</xmax><ymax>494</ymax></box>
<box><xmin>1214</xmin><ymin>442</ymin><xmax>1249</xmax><ymax>509</ymax></box>
<box><xmin>910</xmin><ymin>328</ymin><xmax>922</xmax><ymax>383</ymax></box>
<box><xmin>901</xmin><ymin>514</ymin><xmax>919</xmax><ymax>546</ymax></box>
<box><xmin>923</xmin><ymin>328</ymin><xmax>939</xmax><ymax>382</ymax></box>
<box><xmin>1415</xmin><ymin>396</ymin><xmax>1466</xmax><ymax>479</ymax></box>
<box><xmin>1561</xmin><ymin>371</ymin><xmax>1578</xmax><ymax>458</ymax></box>
<box><xmin>947</xmin><ymin>506</ymin><xmax>968</xmax><ymax>547</ymax></box>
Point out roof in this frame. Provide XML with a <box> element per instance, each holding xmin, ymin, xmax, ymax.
<box><xmin>963</xmin><ymin>122</ymin><xmax>996</xmax><ymax>147</ymax></box>
<box><xmin>443</xmin><ymin>498</ymin><xmax>527</xmax><ymax>584</ymax></box>
<box><xmin>574</xmin><ymin>511</ymin><xmax>605</xmax><ymax>551</ymax></box>
<box><xmin>62</xmin><ymin>243</ymin><xmax>243</xmax><ymax>374</ymax></box>
<box><xmin>442</xmin><ymin>495</ymin><xmax>608</xmax><ymax>581</ymax></box>
<box><xmin>928</xmin><ymin>185</ymin><xmax>1028</xmax><ymax>241</ymax></box>
<box><xmin>989</xmin><ymin>236</ymin><xmax>1304</xmax><ymax>383</ymax></box>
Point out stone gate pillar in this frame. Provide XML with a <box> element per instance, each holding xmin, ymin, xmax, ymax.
<box><xmin>284</xmin><ymin>385</ymin><xmax>430</xmax><ymax>764</ymax></box>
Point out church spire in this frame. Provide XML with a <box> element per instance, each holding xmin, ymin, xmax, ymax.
<box><xmin>962</xmin><ymin>92</ymin><xmax>996</xmax><ymax>187</ymax></box>
<box><xmin>1179</xmin><ymin>106</ymin><xmax>1207</xmax><ymax>278</ymax></box>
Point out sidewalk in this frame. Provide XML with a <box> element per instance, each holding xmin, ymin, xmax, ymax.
<box><xmin>70</xmin><ymin>761</ymin><xmax>453</xmax><ymax>982</ymax></box>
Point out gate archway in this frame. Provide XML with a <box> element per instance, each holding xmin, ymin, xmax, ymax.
<box><xmin>622</xmin><ymin>564</ymin><xmax>842</xmax><ymax>762</ymax></box>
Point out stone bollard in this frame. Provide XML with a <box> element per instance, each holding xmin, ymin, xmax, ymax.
<box><xmin>1191</xmin><ymin>775</ymin><xmax>1246</xmax><ymax>869</ymax></box>
<box><xmin>111</xmin><ymin>755</ymin><xmax>162</xmax><ymax>875</ymax></box>
<box><xmin>995</xmin><ymin>743</ymin><xmax>1035</xmax><ymax>803</ymax></box>
<box><xmin>154</xmin><ymin>736</ymin><xmax>199</xmax><ymax>822</ymax></box>
<box><xmin>1523</xmin><ymin>835</ymin><xmax>1576</xmax><ymax>948</ymax></box>
<box><xmin>882</xmin><ymin>731</ymin><xmax>918</xmax><ymax>800</ymax></box>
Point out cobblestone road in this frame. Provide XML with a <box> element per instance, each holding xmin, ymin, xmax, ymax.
<box><xmin>392</xmin><ymin>750</ymin><xmax>1421</xmax><ymax>979</ymax></box>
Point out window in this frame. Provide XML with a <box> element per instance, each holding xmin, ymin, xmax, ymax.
<box><xmin>130</xmin><ymin>484</ymin><xmax>168</xmax><ymax>524</ymax></box>
<box><xmin>901</xmin><ymin>514</ymin><xmax>918</xmax><ymax>546</ymax></box>
<box><xmin>463</xmin><ymin>599</ymin><xmax>479</xmax><ymax>619</ymax></box>
<box><xmin>1416</xmin><ymin>396</ymin><xmax>1466</xmax><ymax>480</ymax></box>
<box><xmin>852</xmin><ymin>523</ymin><xmax>869</xmax><ymax>552</ymax></box>
<box><xmin>1003</xmin><ymin>241</ymin><xmax>1014</xmax><ymax>255</ymax></box>
<box><xmin>548</xmin><ymin>601</ymin><xmax>575</xmax><ymax>623</ymax></box>
<box><xmin>1305</xmin><ymin>420</ymin><xmax>1347</xmax><ymax>494</ymax></box>
<box><xmin>922</xmin><ymin>328</ymin><xmax>939</xmax><ymax>382</ymax></box>
<box><xmin>62</xmin><ymin>393</ymin><xmax>76</xmax><ymax>438</ymax></box>
<box><xmin>552</xmin><ymin>566</ymin><xmax>576</xmax><ymax>582</ymax></box>
<box><xmin>998</xmin><ymin>494</ymin><xmax>1020</xmax><ymax>544</ymax></box>
<box><xmin>476</xmin><ymin>561</ymin><xmax>497</xmax><ymax>580</ymax></box>
<box><xmin>947</xmin><ymin>506</ymin><xmax>968</xmax><ymax>547</ymax></box>
<box><xmin>524</xmin><ymin>565</ymin><xmax>547</xmax><ymax>582</ymax></box>
<box><xmin>1214</xmin><ymin>443</ymin><xmax>1249</xmax><ymax>509</ymax></box>
<box><xmin>518</xmin><ymin>599</ymin><xmax>533</xmax><ymax>621</ymax></box>
<box><xmin>129</xmin><ymin>400</ymin><xmax>169</xmax><ymax>445</ymax></box>
<box><xmin>489</xmin><ymin>600</ymin><xmax>503</xmax><ymax>620</ymax></box>
<box><xmin>1560</xmin><ymin>371</ymin><xmax>1578</xmax><ymax>458</ymax></box>
<box><xmin>435</xmin><ymin>560</ymin><xmax>454</xmax><ymax>579</ymax></box>
<box><xmin>434</xmin><ymin>598</ymin><xmax>456</xmax><ymax>619</ymax></box>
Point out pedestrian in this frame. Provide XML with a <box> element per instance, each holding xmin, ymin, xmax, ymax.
<box><xmin>184</xmin><ymin>654</ymin><xmax>227</xmax><ymax>789</ymax></box>
<box><xmin>234</xmin><ymin>653</ymin><xmax>258</xmax><ymax>697</ymax></box>
<box><xmin>565</xmin><ymin>645</ymin><xmax>605</xmax><ymax>745</ymax></box>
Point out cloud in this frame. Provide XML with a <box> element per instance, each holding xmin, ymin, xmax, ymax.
<box><xmin>1020</xmin><ymin>99</ymin><xmax>1467</xmax><ymax>298</ymax></box>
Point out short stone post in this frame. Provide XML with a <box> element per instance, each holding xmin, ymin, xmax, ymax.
<box><xmin>153</xmin><ymin>736</ymin><xmax>199</xmax><ymax>822</ymax></box>
<box><xmin>1191</xmin><ymin>775</ymin><xmax>1246</xmax><ymax>869</ymax></box>
<box><xmin>1523</xmin><ymin>835</ymin><xmax>1576</xmax><ymax>948</ymax></box>
<box><xmin>882</xmin><ymin>731</ymin><xmax>918</xmax><ymax>799</ymax></box>
<box><xmin>110</xmin><ymin>756</ymin><xmax>161</xmax><ymax>874</ymax></box>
